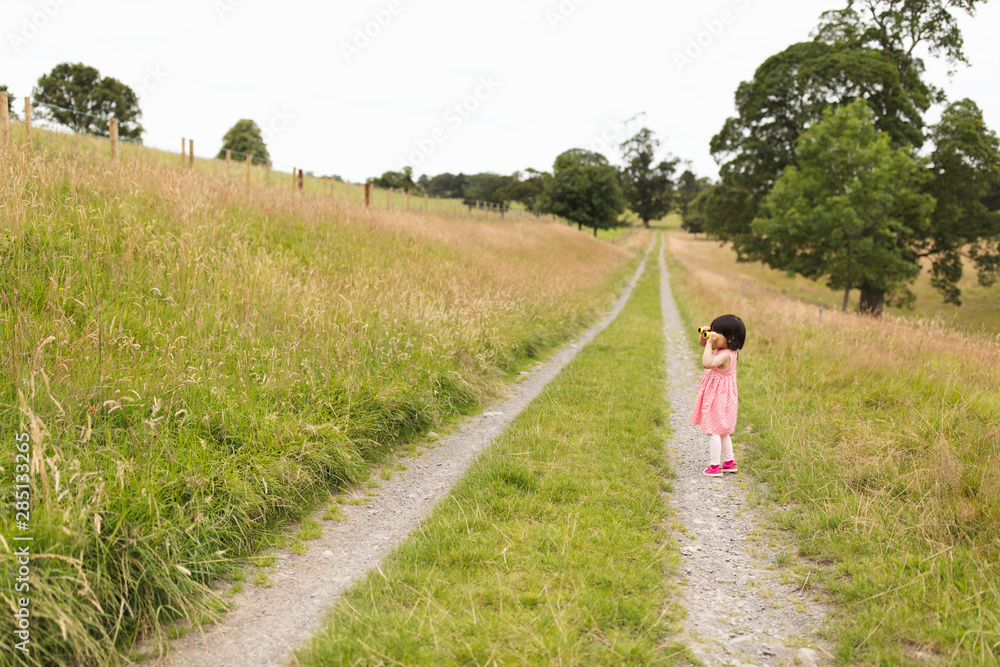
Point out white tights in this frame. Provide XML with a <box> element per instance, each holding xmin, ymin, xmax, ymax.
<box><xmin>708</xmin><ymin>434</ymin><xmax>734</xmax><ymax>467</ymax></box>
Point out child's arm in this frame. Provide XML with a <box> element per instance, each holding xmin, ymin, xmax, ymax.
<box><xmin>702</xmin><ymin>334</ymin><xmax>731</xmax><ymax>370</ymax></box>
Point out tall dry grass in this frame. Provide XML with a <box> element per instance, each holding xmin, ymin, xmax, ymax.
<box><xmin>665</xmin><ymin>230</ymin><xmax>1000</xmax><ymax>664</ymax></box>
<box><xmin>0</xmin><ymin>125</ymin><xmax>645</xmax><ymax>665</ymax></box>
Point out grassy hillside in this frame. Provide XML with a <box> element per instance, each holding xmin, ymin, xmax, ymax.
<box><xmin>671</xmin><ymin>217</ymin><xmax>1000</xmax><ymax>334</ymax></box>
<box><xmin>0</xmin><ymin>127</ymin><xmax>645</xmax><ymax>666</ymax></box>
<box><xmin>664</xmin><ymin>226</ymin><xmax>1000</xmax><ymax>664</ymax></box>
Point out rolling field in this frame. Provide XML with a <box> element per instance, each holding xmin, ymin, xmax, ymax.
<box><xmin>0</xmin><ymin>127</ymin><xmax>645</xmax><ymax>665</ymax></box>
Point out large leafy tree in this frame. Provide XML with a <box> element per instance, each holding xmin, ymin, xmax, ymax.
<box><xmin>619</xmin><ymin>128</ymin><xmax>679</xmax><ymax>228</ymax></box>
<box><xmin>540</xmin><ymin>149</ymin><xmax>626</xmax><ymax>236</ymax></box>
<box><xmin>218</xmin><ymin>119</ymin><xmax>270</xmax><ymax>165</ymax></box>
<box><xmin>754</xmin><ymin>100</ymin><xmax>935</xmax><ymax>314</ymax></box>
<box><xmin>918</xmin><ymin>99</ymin><xmax>1000</xmax><ymax>304</ymax></box>
<box><xmin>706</xmin><ymin>41</ymin><xmax>922</xmax><ymax>258</ymax></box>
<box><xmin>33</xmin><ymin>62</ymin><xmax>143</xmax><ymax>140</ymax></box>
<box><xmin>814</xmin><ymin>0</ymin><xmax>987</xmax><ymax>105</ymax></box>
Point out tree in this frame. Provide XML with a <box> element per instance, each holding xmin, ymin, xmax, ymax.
<box><xmin>681</xmin><ymin>186</ymin><xmax>713</xmax><ymax>235</ymax></box>
<box><xmin>619</xmin><ymin>128</ymin><xmax>680</xmax><ymax>228</ymax></box>
<box><xmin>496</xmin><ymin>169</ymin><xmax>549</xmax><ymax>213</ymax></box>
<box><xmin>369</xmin><ymin>166</ymin><xmax>425</xmax><ymax>195</ymax></box>
<box><xmin>815</xmin><ymin>0</ymin><xmax>988</xmax><ymax>106</ymax></box>
<box><xmin>706</xmin><ymin>41</ymin><xmax>923</xmax><ymax>257</ymax></box>
<box><xmin>465</xmin><ymin>173</ymin><xmax>514</xmax><ymax>206</ymax></box>
<box><xmin>33</xmin><ymin>62</ymin><xmax>143</xmax><ymax>139</ymax></box>
<box><xmin>753</xmin><ymin>100</ymin><xmax>935</xmax><ymax>315</ymax></box>
<box><xmin>676</xmin><ymin>168</ymin><xmax>712</xmax><ymax>232</ymax></box>
<box><xmin>423</xmin><ymin>173</ymin><xmax>458</xmax><ymax>198</ymax></box>
<box><xmin>539</xmin><ymin>149</ymin><xmax>626</xmax><ymax>236</ymax></box>
<box><xmin>918</xmin><ymin>99</ymin><xmax>1000</xmax><ymax>304</ymax></box>
<box><xmin>1</xmin><ymin>85</ymin><xmax>16</xmax><ymax>119</ymax></box>
<box><xmin>217</xmin><ymin>119</ymin><xmax>270</xmax><ymax>165</ymax></box>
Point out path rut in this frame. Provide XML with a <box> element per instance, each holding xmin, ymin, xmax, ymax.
<box><xmin>658</xmin><ymin>241</ymin><xmax>834</xmax><ymax>666</ymax></box>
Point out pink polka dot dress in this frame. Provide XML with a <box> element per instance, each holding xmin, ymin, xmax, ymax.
<box><xmin>690</xmin><ymin>349</ymin><xmax>739</xmax><ymax>435</ymax></box>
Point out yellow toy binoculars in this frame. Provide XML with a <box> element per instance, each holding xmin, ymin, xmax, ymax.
<box><xmin>698</xmin><ymin>326</ymin><xmax>712</xmax><ymax>339</ymax></box>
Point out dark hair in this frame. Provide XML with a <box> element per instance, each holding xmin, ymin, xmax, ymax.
<box><xmin>711</xmin><ymin>314</ymin><xmax>746</xmax><ymax>352</ymax></box>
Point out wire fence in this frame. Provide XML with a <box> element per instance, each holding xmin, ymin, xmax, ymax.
<box><xmin>0</xmin><ymin>90</ymin><xmax>554</xmax><ymax>223</ymax></box>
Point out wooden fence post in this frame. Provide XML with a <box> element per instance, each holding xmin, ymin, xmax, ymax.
<box><xmin>266</xmin><ymin>160</ymin><xmax>271</xmax><ymax>182</ymax></box>
<box><xmin>24</xmin><ymin>97</ymin><xmax>31</xmax><ymax>149</ymax></box>
<box><xmin>1</xmin><ymin>91</ymin><xmax>8</xmax><ymax>149</ymax></box>
<box><xmin>246</xmin><ymin>153</ymin><xmax>252</xmax><ymax>186</ymax></box>
<box><xmin>109</xmin><ymin>118</ymin><xmax>118</xmax><ymax>162</ymax></box>
<box><xmin>298</xmin><ymin>169</ymin><xmax>303</xmax><ymax>191</ymax></box>
<box><xmin>364</xmin><ymin>183</ymin><xmax>371</xmax><ymax>208</ymax></box>
<box><xmin>226</xmin><ymin>149</ymin><xmax>231</xmax><ymax>166</ymax></box>
<box><xmin>188</xmin><ymin>139</ymin><xmax>194</xmax><ymax>168</ymax></box>
<box><xmin>181</xmin><ymin>137</ymin><xmax>186</xmax><ymax>164</ymax></box>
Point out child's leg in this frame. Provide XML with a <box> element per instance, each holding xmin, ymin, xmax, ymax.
<box><xmin>709</xmin><ymin>434</ymin><xmax>722</xmax><ymax>467</ymax></box>
<box><xmin>721</xmin><ymin>434</ymin><xmax>734</xmax><ymax>463</ymax></box>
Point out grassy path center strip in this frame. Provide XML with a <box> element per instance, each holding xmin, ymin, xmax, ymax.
<box><xmin>295</xmin><ymin>235</ymin><xmax>691</xmax><ymax>665</ymax></box>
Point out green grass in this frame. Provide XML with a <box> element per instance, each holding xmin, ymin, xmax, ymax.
<box><xmin>295</xmin><ymin>237</ymin><xmax>692</xmax><ymax>666</ymax></box>
<box><xmin>665</xmin><ymin>232</ymin><xmax>1000</xmax><ymax>665</ymax></box>
<box><xmin>0</xmin><ymin>126</ymin><xmax>644</xmax><ymax>665</ymax></box>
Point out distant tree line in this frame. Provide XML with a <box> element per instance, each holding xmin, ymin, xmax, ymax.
<box><xmin>371</xmin><ymin>124</ymin><xmax>715</xmax><ymax>236</ymax></box>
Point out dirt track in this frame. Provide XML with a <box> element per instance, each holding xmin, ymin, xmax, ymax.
<box><xmin>658</xmin><ymin>241</ymin><xmax>832</xmax><ymax>666</ymax></box>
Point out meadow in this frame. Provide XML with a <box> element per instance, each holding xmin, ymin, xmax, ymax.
<box><xmin>295</xmin><ymin>235</ymin><xmax>691</xmax><ymax>666</ymax></box>
<box><xmin>0</xmin><ymin>125</ymin><xmax>642</xmax><ymax>666</ymax></box>
<box><xmin>664</xmin><ymin>222</ymin><xmax>1000</xmax><ymax>664</ymax></box>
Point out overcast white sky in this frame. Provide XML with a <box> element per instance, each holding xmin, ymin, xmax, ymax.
<box><xmin>4</xmin><ymin>0</ymin><xmax>999</xmax><ymax>183</ymax></box>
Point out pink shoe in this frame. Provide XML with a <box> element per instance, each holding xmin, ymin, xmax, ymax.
<box><xmin>703</xmin><ymin>465</ymin><xmax>722</xmax><ymax>477</ymax></box>
<box><xmin>721</xmin><ymin>460</ymin><xmax>738</xmax><ymax>473</ymax></box>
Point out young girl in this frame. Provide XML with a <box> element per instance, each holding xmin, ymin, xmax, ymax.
<box><xmin>690</xmin><ymin>314</ymin><xmax>746</xmax><ymax>477</ymax></box>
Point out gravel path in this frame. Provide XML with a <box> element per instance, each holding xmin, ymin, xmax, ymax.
<box><xmin>658</xmin><ymin>242</ymin><xmax>834</xmax><ymax>667</ymax></box>
<box><xmin>142</xmin><ymin>242</ymin><xmax>655</xmax><ymax>667</ymax></box>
